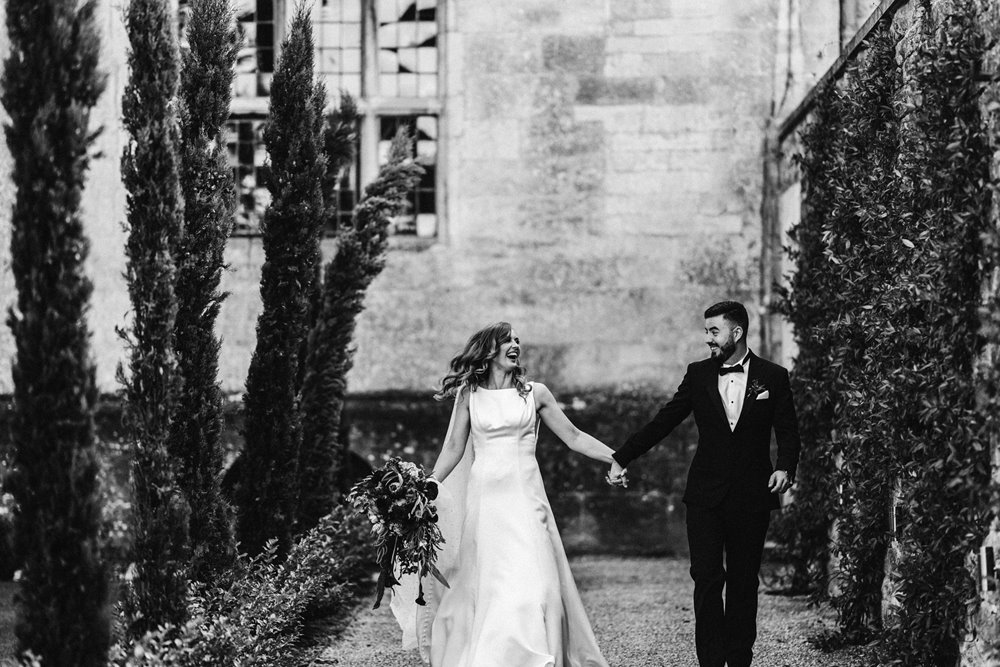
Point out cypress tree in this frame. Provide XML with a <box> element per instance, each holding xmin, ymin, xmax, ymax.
<box><xmin>1</xmin><ymin>1</ymin><xmax>111</xmax><ymax>663</ymax></box>
<box><xmin>296</xmin><ymin>97</ymin><xmax>360</xmax><ymax>530</ymax></box>
<box><xmin>296</xmin><ymin>81</ymin><xmax>332</xmax><ymax>393</ymax></box>
<box><xmin>172</xmin><ymin>0</ymin><xmax>239</xmax><ymax>582</ymax></box>
<box><xmin>320</xmin><ymin>95</ymin><xmax>361</xmax><ymax>230</ymax></box>
<box><xmin>297</xmin><ymin>128</ymin><xmax>422</xmax><ymax>530</ymax></box>
<box><xmin>119</xmin><ymin>0</ymin><xmax>191</xmax><ymax>636</ymax></box>
<box><xmin>236</xmin><ymin>5</ymin><xmax>326</xmax><ymax>556</ymax></box>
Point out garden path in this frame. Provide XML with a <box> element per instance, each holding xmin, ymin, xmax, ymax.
<box><xmin>311</xmin><ymin>556</ymin><xmax>867</xmax><ymax>667</ymax></box>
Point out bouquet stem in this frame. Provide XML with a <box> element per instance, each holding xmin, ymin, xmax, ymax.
<box><xmin>373</xmin><ymin>536</ymin><xmax>401</xmax><ymax>609</ymax></box>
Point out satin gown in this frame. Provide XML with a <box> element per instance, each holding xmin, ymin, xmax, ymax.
<box><xmin>428</xmin><ymin>384</ymin><xmax>609</xmax><ymax>667</ymax></box>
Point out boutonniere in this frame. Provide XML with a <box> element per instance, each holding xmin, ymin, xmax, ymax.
<box><xmin>747</xmin><ymin>379</ymin><xmax>767</xmax><ymax>399</ymax></box>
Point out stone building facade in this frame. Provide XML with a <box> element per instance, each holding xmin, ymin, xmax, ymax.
<box><xmin>10</xmin><ymin>2</ymin><xmax>996</xmax><ymax>631</ymax></box>
<box><xmin>0</xmin><ymin>0</ymin><xmax>786</xmax><ymax>396</ymax></box>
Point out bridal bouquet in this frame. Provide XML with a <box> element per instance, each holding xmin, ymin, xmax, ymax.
<box><xmin>347</xmin><ymin>457</ymin><xmax>449</xmax><ymax>609</ymax></box>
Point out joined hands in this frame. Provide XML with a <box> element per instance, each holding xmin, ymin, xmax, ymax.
<box><xmin>605</xmin><ymin>459</ymin><xmax>628</xmax><ymax>488</ymax></box>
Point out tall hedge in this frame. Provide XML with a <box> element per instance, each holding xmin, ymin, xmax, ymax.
<box><xmin>783</xmin><ymin>2</ymin><xmax>995</xmax><ymax>662</ymax></box>
<box><xmin>119</xmin><ymin>0</ymin><xmax>191</xmax><ymax>637</ymax></box>
<box><xmin>297</xmin><ymin>124</ymin><xmax>422</xmax><ymax>531</ymax></box>
<box><xmin>236</xmin><ymin>6</ymin><xmax>326</xmax><ymax>556</ymax></box>
<box><xmin>1</xmin><ymin>0</ymin><xmax>111</xmax><ymax>663</ymax></box>
<box><xmin>172</xmin><ymin>0</ymin><xmax>239</xmax><ymax>582</ymax></box>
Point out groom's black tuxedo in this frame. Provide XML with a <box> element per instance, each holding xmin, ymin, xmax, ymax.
<box><xmin>612</xmin><ymin>351</ymin><xmax>800</xmax><ymax>509</ymax></box>
<box><xmin>613</xmin><ymin>351</ymin><xmax>801</xmax><ymax>667</ymax></box>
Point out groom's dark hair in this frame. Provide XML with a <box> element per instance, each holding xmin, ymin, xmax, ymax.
<box><xmin>704</xmin><ymin>301</ymin><xmax>749</xmax><ymax>334</ymax></box>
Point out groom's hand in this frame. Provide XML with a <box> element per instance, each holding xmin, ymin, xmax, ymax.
<box><xmin>768</xmin><ymin>470</ymin><xmax>791</xmax><ymax>494</ymax></box>
<box><xmin>606</xmin><ymin>459</ymin><xmax>628</xmax><ymax>488</ymax></box>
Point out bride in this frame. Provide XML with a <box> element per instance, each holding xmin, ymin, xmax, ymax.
<box><xmin>390</xmin><ymin>321</ymin><xmax>615</xmax><ymax>667</ymax></box>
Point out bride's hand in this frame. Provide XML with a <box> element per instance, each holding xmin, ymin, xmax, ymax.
<box><xmin>605</xmin><ymin>460</ymin><xmax>628</xmax><ymax>488</ymax></box>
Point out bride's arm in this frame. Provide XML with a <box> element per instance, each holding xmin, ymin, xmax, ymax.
<box><xmin>533</xmin><ymin>383</ymin><xmax>615</xmax><ymax>463</ymax></box>
<box><xmin>430</xmin><ymin>388</ymin><xmax>472</xmax><ymax>482</ymax></box>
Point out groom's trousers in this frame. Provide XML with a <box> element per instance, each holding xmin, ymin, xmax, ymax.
<box><xmin>686</xmin><ymin>500</ymin><xmax>771</xmax><ymax>667</ymax></box>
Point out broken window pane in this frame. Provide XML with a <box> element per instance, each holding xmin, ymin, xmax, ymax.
<box><xmin>225</xmin><ymin>116</ymin><xmax>271</xmax><ymax>234</ymax></box>
<box><xmin>376</xmin><ymin>0</ymin><xmax>438</xmax><ymax>99</ymax></box>
<box><xmin>233</xmin><ymin>0</ymin><xmax>276</xmax><ymax>98</ymax></box>
<box><xmin>225</xmin><ymin>2</ymin><xmax>441</xmax><ymax>238</ymax></box>
<box><xmin>379</xmin><ymin>115</ymin><xmax>438</xmax><ymax>237</ymax></box>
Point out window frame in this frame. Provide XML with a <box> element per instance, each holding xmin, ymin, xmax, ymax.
<box><xmin>226</xmin><ymin>0</ymin><xmax>447</xmax><ymax>242</ymax></box>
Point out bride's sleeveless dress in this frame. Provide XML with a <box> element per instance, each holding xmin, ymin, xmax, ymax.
<box><xmin>421</xmin><ymin>384</ymin><xmax>609</xmax><ymax>667</ymax></box>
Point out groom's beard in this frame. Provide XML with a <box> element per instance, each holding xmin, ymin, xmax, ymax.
<box><xmin>710</xmin><ymin>339</ymin><xmax>737</xmax><ymax>363</ymax></box>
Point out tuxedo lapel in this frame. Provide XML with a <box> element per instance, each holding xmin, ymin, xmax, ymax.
<box><xmin>705</xmin><ymin>364</ymin><xmax>729</xmax><ymax>425</ymax></box>
<box><xmin>734</xmin><ymin>352</ymin><xmax>763</xmax><ymax>431</ymax></box>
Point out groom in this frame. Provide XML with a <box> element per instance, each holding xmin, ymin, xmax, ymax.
<box><xmin>608</xmin><ymin>301</ymin><xmax>801</xmax><ymax>667</ymax></box>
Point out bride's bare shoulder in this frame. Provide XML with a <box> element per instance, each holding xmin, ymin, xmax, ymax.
<box><xmin>530</xmin><ymin>381</ymin><xmax>554</xmax><ymax>404</ymax></box>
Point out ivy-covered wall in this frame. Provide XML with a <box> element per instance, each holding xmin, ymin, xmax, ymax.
<box><xmin>343</xmin><ymin>387</ymin><xmax>697</xmax><ymax>556</ymax></box>
<box><xmin>768</xmin><ymin>0</ymin><xmax>1000</xmax><ymax>664</ymax></box>
<box><xmin>0</xmin><ymin>386</ymin><xmax>700</xmax><ymax>563</ymax></box>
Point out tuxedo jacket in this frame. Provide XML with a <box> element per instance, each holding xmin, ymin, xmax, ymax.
<box><xmin>613</xmin><ymin>352</ymin><xmax>801</xmax><ymax>511</ymax></box>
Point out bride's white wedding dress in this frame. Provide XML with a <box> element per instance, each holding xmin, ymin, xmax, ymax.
<box><xmin>391</xmin><ymin>383</ymin><xmax>609</xmax><ymax>667</ymax></box>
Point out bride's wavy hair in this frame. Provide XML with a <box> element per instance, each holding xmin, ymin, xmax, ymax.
<box><xmin>435</xmin><ymin>321</ymin><xmax>531</xmax><ymax>400</ymax></box>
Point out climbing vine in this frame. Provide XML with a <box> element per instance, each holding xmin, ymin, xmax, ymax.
<box><xmin>771</xmin><ymin>81</ymin><xmax>842</xmax><ymax>599</ymax></box>
<box><xmin>781</xmin><ymin>2</ymin><xmax>997</xmax><ymax>662</ymax></box>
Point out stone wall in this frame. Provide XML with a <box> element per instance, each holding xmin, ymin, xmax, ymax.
<box><xmin>0</xmin><ymin>0</ymin><xmax>783</xmax><ymax>395</ymax></box>
<box><xmin>0</xmin><ymin>388</ymin><xmax>696</xmax><ymax>557</ymax></box>
<box><xmin>340</xmin><ymin>388</ymin><xmax>696</xmax><ymax>556</ymax></box>
<box><xmin>335</xmin><ymin>0</ymin><xmax>778</xmax><ymax>393</ymax></box>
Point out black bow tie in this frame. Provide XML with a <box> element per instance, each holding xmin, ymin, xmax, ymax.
<box><xmin>719</xmin><ymin>364</ymin><xmax>745</xmax><ymax>376</ymax></box>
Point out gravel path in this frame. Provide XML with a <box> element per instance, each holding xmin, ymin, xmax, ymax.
<box><xmin>311</xmin><ymin>556</ymin><xmax>866</xmax><ymax>667</ymax></box>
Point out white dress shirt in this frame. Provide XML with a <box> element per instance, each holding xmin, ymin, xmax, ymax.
<box><xmin>717</xmin><ymin>351</ymin><xmax>750</xmax><ymax>432</ymax></box>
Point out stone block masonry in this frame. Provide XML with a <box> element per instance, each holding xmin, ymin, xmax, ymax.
<box><xmin>0</xmin><ymin>0</ymin><xmax>780</xmax><ymax>396</ymax></box>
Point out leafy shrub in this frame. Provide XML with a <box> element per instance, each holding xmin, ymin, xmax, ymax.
<box><xmin>0</xmin><ymin>442</ymin><xmax>133</xmax><ymax>584</ymax></box>
<box><xmin>347</xmin><ymin>385</ymin><xmax>694</xmax><ymax>497</ymax></box>
<box><xmin>534</xmin><ymin>385</ymin><xmax>694</xmax><ymax>496</ymax></box>
<box><xmin>95</xmin><ymin>443</ymin><xmax>133</xmax><ymax>570</ymax></box>
<box><xmin>110</xmin><ymin>504</ymin><xmax>373</xmax><ymax>667</ymax></box>
<box><xmin>0</xmin><ymin>461</ymin><xmax>14</xmax><ymax>581</ymax></box>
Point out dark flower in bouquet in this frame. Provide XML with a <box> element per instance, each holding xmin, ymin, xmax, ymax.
<box><xmin>348</xmin><ymin>457</ymin><xmax>448</xmax><ymax>608</ymax></box>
